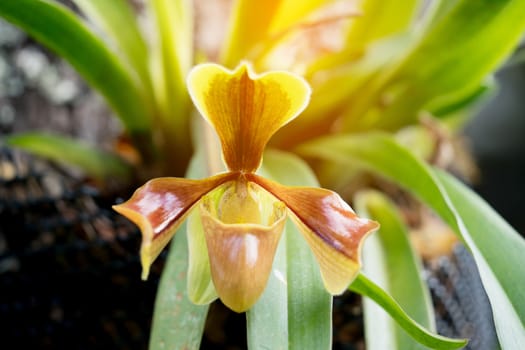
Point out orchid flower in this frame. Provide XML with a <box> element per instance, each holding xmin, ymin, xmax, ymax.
<box><xmin>114</xmin><ymin>62</ymin><xmax>378</xmax><ymax>312</ymax></box>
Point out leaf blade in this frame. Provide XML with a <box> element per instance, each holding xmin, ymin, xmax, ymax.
<box><xmin>247</xmin><ymin>150</ymin><xmax>332</xmax><ymax>350</ymax></box>
<box><xmin>350</xmin><ymin>273</ymin><xmax>467</xmax><ymax>349</ymax></box>
<box><xmin>149</xmin><ymin>0</ymin><xmax>193</xmax><ymax>154</ymax></box>
<box><xmin>148</xmin><ymin>222</ymin><xmax>209</xmax><ymax>350</ymax></box>
<box><xmin>354</xmin><ymin>190</ymin><xmax>439</xmax><ymax>349</ymax></box>
<box><xmin>6</xmin><ymin>132</ymin><xmax>131</xmax><ymax>180</ymax></box>
<box><xmin>299</xmin><ymin>132</ymin><xmax>525</xmax><ymax>348</ymax></box>
<box><xmin>148</xmin><ymin>143</ymin><xmax>213</xmax><ymax>350</ymax></box>
<box><xmin>72</xmin><ymin>0</ymin><xmax>152</xmax><ymax>97</ymax></box>
<box><xmin>434</xmin><ymin>169</ymin><xmax>525</xmax><ymax>349</ymax></box>
<box><xmin>345</xmin><ymin>0</ymin><xmax>420</xmax><ymax>48</ymax></box>
<box><xmin>246</xmin><ymin>222</ymin><xmax>289</xmax><ymax>350</ymax></box>
<box><xmin>343</xmin><ymin>0</ymin><xmax>525</xmax><ymax>131</ymax></box>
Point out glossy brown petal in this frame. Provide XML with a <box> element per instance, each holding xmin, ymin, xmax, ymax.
<box><xmin>112</xmin><ymin>173</ymin><xmax>235</xmax><ymax>279</ymax></box>
<box><xmin>249</xmin><ymin>174</ymin><xmax>379</xmax><ymax>294</ymax></box>
<box><xmin>187</xmin><ymin>62</ymin><xmax>311</xmax><ymax>172</ymax></box>
<box><xmin>200</xmin><ymin>180</ymin><xmax>287</xmax><ymax>312</ymax></box>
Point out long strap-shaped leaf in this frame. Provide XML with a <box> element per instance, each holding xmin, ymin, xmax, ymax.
<box><xmin>6</xmin><ymin>132</ymin><xmax>132</xmax><ymax>180</ymax></box>
<box><xmin>342</xmin><ymin>0</ymin><xmax>525</xmax><ymax>131</ymax></box>
<box><xmin>72</xmin><ymin>0</ymin><xmax>153</xmax><ymax>101</ymax></box>
<box><xmin>148</xmin><ymin>144</ymin><xmax>213</xmax><ymax>350</ymax></box>
<box><xmin>344</xmin><ymin>0</ymin><xmax>420</xmax><ymax>49</ymax></box>
<box><xmin>355</xmin><ymin>190</ymin><xmax>442</xmax><ymax>349</ymax></box>
<box><xmin>148</xmin><ymin>221</ymin><xmax>209</xmax><ymax>350</ymax></box>
<box><xmin>149</xmin><ymin>0</ymin><xmax>193</xmax><ymax>156</ymax></box>
<box><xmin>434</xmin><ymin>169</ymin><xmax>524</xmax><ymax>349</ymax></box>
<box><xmin>0</xmin><ymin>0</ymin><xmax>151</xmax><ymax>137</ymax></box>
<box><xmin>247</xmin><ymin>150</ymin><xmax>332</xmax><ymax>350</ymax></box>
<box><xmin>299</xmin><ymin>132</ymin><xmax>525</xmax><ymax>349</ymax></box>
<box><xmin>350</xmin><ymin>273</ymin><xmax>466</xmax><ymax>349</ymax></box>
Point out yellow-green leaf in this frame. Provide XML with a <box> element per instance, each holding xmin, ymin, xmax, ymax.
<box><xmin>350</xmin><ymin>273</ymin><xmax>467</xmax><ymax>349</ymax></box>
<box><xmin>246</xmin><ymin>150</ymin><xmax>332</xmax><ymax>349</ymax></box>
<box><xmin>6</xmin><ymin>132</ymin><xmax>131</xmax><ymax>180</ymax></box>
<box><xmin>299</xmin><ymin>132</ymin><xmax>525</xmax><ymax>348</ymax></box>
<box><xmin>355</xmin><ymin>190</ymin><xmax>449</xmax><ymax>349</ymax></box>
<box><xmin>342</xmin><ymin>0</ymin><xmax>525</xmax><ymax>131</ymax></box>
<box><xmin>149</xmin><ymin>0</ymin><xmax>193</xmax><ymax>157</ymax></box>
<box><xmin>148</xmin><ymin>142</ymin><xmax>213</xmax><ymax>350</ymax></box>
<box><xmin>72</xmin><ymin>0</ymin><xmax>151</xmax><ymax>96</ymax></box>
<box><xmin>345</xmin><ymin>0</ymin><xmax>420</xmax><ymax>49</ymax></box>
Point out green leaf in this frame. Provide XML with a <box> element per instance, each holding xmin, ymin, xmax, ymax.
<box><xmin>503</xmin><ymin>44</ymin><xmax>525</xmax><ymax>69</ymax></box>
<box><xmin>355</xmin><ymin>190</ymin><xmax>452</xmax><ymax>349</ymax></box>
<box><xmin>149</xmin><ymin>221</ymin><xmax>209</xmax><ymax>350</ymax></box>
<box><xmin>149</xmin><ymin>0</ymin><xmax>193</xmax><ymax>155</ymax></box>
<box><xmin>342</xmin><ymin>0</ymin><xmax>525</xmax><ymax>131</ymax></box>
<box><xmin>72</xmin><ymin>0</ymin><xmax>153</xmax><ymax>98</ymax></box>
<box><xmin>431</xmin><ymin>78</ymin><xmax>497</xmax><ymax>118</ymax></box>
<box><xmin>246</xmin><ymin>150</ymin><xmax>332</xmax><ymax>350</ymax></box>
<box><xmin>423</xmin><ymin>0</ymin><xmax>459</xmax><ymax>30</ymax></box>
<box><xmin>5</xmin><ymin>132</ymin><xmax>131</xmax><ymax>180</ymax></box>
<box><xmin>273</xmin><ymin>34</ymin><xmax>412</xmax><ymax>151</ymax></box>
<box><xmin>148</xmin><ymin>145</ymin><xmax>212</xmax><ymax>350</ymax></box>
<box><xmin>345</xmin><ymin>0</ymin><xmax>420</xmax><ymax>48</ymax></box>
<box><xmin>401</xmin><ymin>0</ymin><xmax>525</xmax><ymax>114</ymax></box>
<box><xmin>350</xmin><ymin>273</ymin><xmax>467</xmax><ymax>349</ymax></box>
<box><xmin>285</xmin><ymin>220</ymin><xmax>332</xmax><ymax>350</ymax></box>
<box><xmin>434</xmin><ymin>170</ymin><xmax>525</xmax><ymax>350</ymax></box>
<box><xmin>305</xmin><ymin>34</ymin><xmax>412</xmax><ymax>121</ymax></box>
<box><xmin>299</xmin><ymin>132</ymin><xmax>525</xmax><ymax>348</ymax></box>
<box><xmin>246</xmin><ymin>222</ymin><xmax>289</xmax><ymax>349</ymax></box>
<box><xmin>432</xmin><ymin>78</ymin><xmax>498</xmax><ymax>132</ymax></box>
<box><xmin>0</xmin><ymin>0</ymin><xmax>151</xmax><ymax>136</ymax></box>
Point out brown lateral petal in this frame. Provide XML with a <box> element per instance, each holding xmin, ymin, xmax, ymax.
<box><xmin>249</xmin><ymin>174</ymin><xmax>379</xmax><ymax>294</ymax></box>
<box><xmin>113</xmin><ymin>173</ymin><xmax>235</xmax><ymax>279</ymax></box>
<box><xmin>187</xmin><ymin>62</ymin><xmax>311</xmax><ymax>172</ymax></box>
<box><xmin>200</xmin><ymin>181</ymin><xmax>287</xmax><ymax>312</ymax></box>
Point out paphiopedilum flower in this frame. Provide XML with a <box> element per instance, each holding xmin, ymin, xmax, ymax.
<box><xmin>114</xmin><ymin>62</ymin><xmax>378</xmax><ymax>312</ymax></box>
